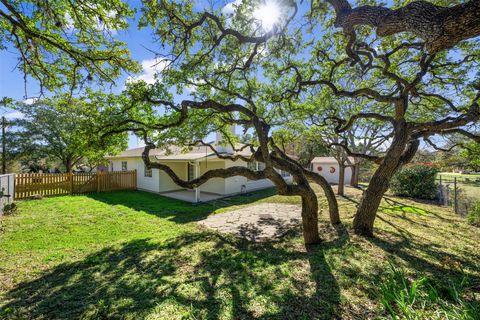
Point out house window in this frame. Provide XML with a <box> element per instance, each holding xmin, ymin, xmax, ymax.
<box><xmin>109</xmin><ymin>161</ymin><xmax>113</xmax><ymax>172</ymax></box>
<box><xmin>121</xmin><ymin>161</ymin><xmax>127</xmax><ymax>171</ymax></box>
<box><xmin>187</xmin><ymin>163</ymin><xmax>195</xmax><ymax>181</ymax></box>
<box><xmin>247</xmin><ymin>161</ymin><xmax>266</xmax><ymax>172</ymax></box>
<box><xmin>247</xmin><ymin>161</ymin><xmax>257</xmax><ymax>171</ymax></box>
<box><xmin>280</xmin><ymin>170</ymin><xmax>290</xmax><ymax>177</ymax></box>
<box><xmin>144</xmin><ymin>164</ymin><xmax>152</xmax><ymax>177</ymax></box>
<box><xmin>257</xmin><ymin>162</ymin><xmax>266</xmax><ymax>171</ymax></box>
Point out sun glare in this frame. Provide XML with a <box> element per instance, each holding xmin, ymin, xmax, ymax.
<box><xmin>253</xmin><ymin>1</ymin><xmax>281</xmax><ymax>31</ymax></box>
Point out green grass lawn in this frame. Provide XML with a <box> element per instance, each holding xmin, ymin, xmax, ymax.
<box><xmin>438</xmin><ymin>172</ymin><xmax>480</xmax><ymax>178</ymax></box>
<box><xmin>0</xmin><ymin>189</ymin><xmax>479</xmax><ymax>319</ymax></box>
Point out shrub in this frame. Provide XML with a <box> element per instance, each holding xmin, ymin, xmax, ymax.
<box><xmin>390</xmin><ymin>165</ymin><xmax>439</xmax><ymax>200</ymax></box>
<box><xmin>466</xmin><ymin>201</ymin><xmax>480</xmax><ymax>227</ymax></box>
<box><xmin>3</xmin><ymin>202</ymin><xmax>17</xmax><ymax>215</ymax></box>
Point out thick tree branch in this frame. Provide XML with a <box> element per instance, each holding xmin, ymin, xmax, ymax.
<box><xmin>440</xmin><ymin>128</ymin><xmax>480</xmax><ymax>143</ymax></box>
<box><xmin>327</xmin><ymin>0</ymin><xmax>480</xmax><ymax>53</ymax></box>
<box><xmin>328</xmin><ymin>142</ymin><xmax>384</xmax><ymax>164</ymax></box>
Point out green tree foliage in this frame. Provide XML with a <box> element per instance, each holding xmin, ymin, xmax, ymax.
<box><xmin>461</xmin><ymin>142</ymin><xmax>480</xmax><ymax>172</ymax></box>
<box><xmin>13</xmin><ymin>94</ymin><xmax>128</xmax><ymax>172</ymax></box>
<box><xmin>0</xmin><ymin>0</ymin><xmax>140</xmax><ymax>93</ymax></box>
<box><xmin>390</xmin><ymin>165</ymin><xmax>439</xmax><ymax>200</ymax></box>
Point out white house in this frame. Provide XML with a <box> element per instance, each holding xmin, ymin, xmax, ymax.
<box><xmin>106</xmin><ymin>143</ymin><xmax>292</xmax><ymax>203</ymax></box>
<box><xmin>310</xmin><ymin>157</ymin><xmax>354</xmax><ymax>185</ymax></box>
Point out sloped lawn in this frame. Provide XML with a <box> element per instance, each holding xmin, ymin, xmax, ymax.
<box><xmin>0</xmin><ymin>189</ymin><xmax>479</xmax><ymax>319</ymax></box>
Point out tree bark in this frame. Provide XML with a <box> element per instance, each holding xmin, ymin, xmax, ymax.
<box><xmin>327</xmin><ymin>0</ymin><xmax>480</xmax><ymax>53</ymax></box>
<box><xmin>351</xmin><ymin>162</ymin><xmax>360</xmax><ymax>187</ymax></box>
<box><xmin>303</xmin><ymin>169</ymin><xmax>341</xmax><ymax>225</ymax></box>
<box><xmin>352</xmin><ymin>123</ymin><xmax>411</xmax><ymax>236</ymax></box>
<box><xmin>337</xmin><ymin>163</ymin><xmax>345</xmax><ymax>196</ymax></box>
<box><xmin>65</xmin><ymin>158</ymin><xmax>73</xmax><ymax>173</ymax></box>
<box><xmin>353</xmin><ymin>164</ymin><xmax>393</xmax><ymax>236</ymax></box>
<box><xmin>300</xmin><ymin>188</ymin><xmax>322</xmax><ymax>244</ymax></box>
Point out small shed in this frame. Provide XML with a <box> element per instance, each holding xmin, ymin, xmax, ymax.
<box><xmin>310</xmin><ymin>157</ymin><xmax>353</xmax><ymax>185</ymax></box>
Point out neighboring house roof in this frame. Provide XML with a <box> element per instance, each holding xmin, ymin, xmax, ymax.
<box><xmin>311</xmin><ymin>156</ymin><xmax>355</xmax><ymax>164</ymax></box>
<box><xmin>106</xmin><ymin>144</ymin><xmax>254</xmax><ymax>161</ymax></box>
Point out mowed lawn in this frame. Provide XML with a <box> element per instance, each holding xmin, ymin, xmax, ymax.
<box><xmin>0</xmin><ymin>188</ymin><xmax>479</xmax><ymax>319</ymax></box>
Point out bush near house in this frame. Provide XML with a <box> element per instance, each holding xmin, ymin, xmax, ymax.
<box><xmin>390</xmin><ymin>165</ymin><xmax>439</xmax><ymax>200</ymax></box>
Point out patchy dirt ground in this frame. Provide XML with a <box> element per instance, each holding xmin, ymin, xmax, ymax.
<box><xmin>197</xmin><ymin>203</ymin><xmax>302</xmax><ymax>241</ymax></box>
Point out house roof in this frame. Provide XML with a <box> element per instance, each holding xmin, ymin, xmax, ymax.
<box><xmin>311</xmin><ymin>156</ymin><xmax>355</xmax><ymax>164</ymax></box>
<box><xmin>106</xmin><ymin>144</ymin><xmax>254</xmax><ymax>161</ymax></box>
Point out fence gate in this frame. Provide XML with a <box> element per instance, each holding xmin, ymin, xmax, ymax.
<box><xmin>0</xmin><ymin>173</ymin><xmax>15</xmax><ymax>215</ymax></box>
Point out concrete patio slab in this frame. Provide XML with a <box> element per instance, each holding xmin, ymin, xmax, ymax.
<box><xmin>160</xmin><ymin>190</ymin><xmax>224</xmax><ymax>203</ymax></box>
<box><xmin>198</xmin><ymin>203</ymin><xmax>302</xmax><ymax>241</ymax></box>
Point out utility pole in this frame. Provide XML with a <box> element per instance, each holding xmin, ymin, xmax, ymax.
<box><xmin>2</xmin><ymin>116</ymin><xmax>6</xmax><ymax>174</ymax></box>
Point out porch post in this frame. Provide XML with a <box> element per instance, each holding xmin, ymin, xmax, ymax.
<box><xmin>194</xmin><ymin>162</ymin><xmax>200</xmax><ymax>203</ymax></box>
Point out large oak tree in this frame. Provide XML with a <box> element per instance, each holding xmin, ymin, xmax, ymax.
<box><xmin>122</xmin><ymin>1</ymin><xmax>480</xmax><ymax>235</ymax></box>
<box><xmin>14</xmin><ymin>94</ymin><xmax>128</xmax><ymax>172</ymax></box>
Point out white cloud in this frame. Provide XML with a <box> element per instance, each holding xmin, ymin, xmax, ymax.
<box><xmin>126</xmin><ymin>58</ymin><xmax>170</xmax><ymax>84</ymax></box>
<box><xmin>3</xmin><ymin>111</ymin><xmax>24</xmax><ymax>120</ymax></box>
<box><xmin>23</xmin><ymin>98</ymin><xmax>37</xmax><ymax>105</ymax></box>
<box><xmin>65</xmin><ymin>10</ymin><xmax>119</xmax><ymax>35</ymax></box>
<box><xmin>222</xmin><ymin>0</ymin><xmax>243</xmax><ymax>15</ymax></box>
<box><xmin>95</xmin><ymin>10</ymin><xmax>119</xmax><ymax>35</ymax></box>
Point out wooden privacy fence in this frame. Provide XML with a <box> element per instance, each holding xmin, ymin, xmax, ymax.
<box><xmin>15</xmin><ymin>170</ymin><xmax>137</xmax><ymax>199</ymax></box>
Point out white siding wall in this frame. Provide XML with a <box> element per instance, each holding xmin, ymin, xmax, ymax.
<box><xmin>198</xmin><ymin>160</ymin><xmax>226</xmax><ymax>194</ymax></box>
<box><xmin>224</xmin><ymin>159</ymin><xmax>276</xmax><ymax>194</ymax></box>
<box><xmin>311</xmin><ymin>162</ymin><xmax>352</xmax><ymax>185</ymax></box>
<box><xmin>158</xmin><ymin>162</ymin><xmax>187</xmax><ymax>193</ymax></box>
<box><xmin>110</xmin><ymin>158</ymin><xmax>160</xmax><ymax>193</ymax></box>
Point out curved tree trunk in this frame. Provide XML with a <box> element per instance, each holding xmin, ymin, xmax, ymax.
<box><xmin>353</xmin><ymin>129</ymin><xmax>419</xmax><ymax>236</ymax></box>
<box><xmin>337</xmin><ymin>164</ymin><xmax>345</xmax><ymax>196</ymax></box>
<box><xmin>352</xmin><ymin>165</ymin><xmax>393</xmax><ymax>236</ymax></box>
<box><xmin>300</xmin><ymin>187</ymin><xmax>321</xmax><ymax>244</ymax></box>
<box><xmin>303</xmin><ymin>170</ymin><xmax>341</xmax><ymax>225</ymax></box>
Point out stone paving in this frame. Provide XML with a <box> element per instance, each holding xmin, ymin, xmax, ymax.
<box><xmin>197</xmin><ymin>203</ymin><xmax>302</xmax><ymax>241</ymax></box>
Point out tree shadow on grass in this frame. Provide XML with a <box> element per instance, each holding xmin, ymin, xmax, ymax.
<box><xmin>364</xmin><ymin>228</ymin><xmax>480</xmax><ymax>292</ymax></box>
<box><xmin>87</xmin><ymin>188</ymin><xmax>278</xmax><ymax>224</ymax></box>
<box><xmin>1</xmin><ymin>232</ymin><xmax>342</xmax><ymax>319</ymax></box>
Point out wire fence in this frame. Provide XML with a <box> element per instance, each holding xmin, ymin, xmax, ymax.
<box><xmin>437</xmin><ymin>176</ymin><xmax>480</xmax><ymax>216</ymax></box>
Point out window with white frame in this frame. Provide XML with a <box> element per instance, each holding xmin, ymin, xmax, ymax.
<box><xmin>247</xmin><ymin>161</ymin><xmax>266</xmax><ymax>172</ymax></box>
<box><xmin>257</xmin><ymin>162</ymin><xmax>266</xmax><ymax>171</ymax></box>
<box><xmin>247</xmin><ymin>161</ymin><xmax>257</xmax><ymax>171</ymax></box>
<box><xmin>144</xmin><ymin>164</ymin><xmax>152</xmax><ymax>177</ymax></box>
<box><xmin>187</xmin><ymin>163</ymin><xmax>195</xmax><ymax>181</ymax></box>
<box><xmin>121</xmin><ymin>161</ymin><xmax>127</xmax><ymax>171</ymax></box>
<box><xmin>109</xmin><ymin>161</ymin><xmax>113</xmax><ymax>172</ymax></box>
<box><xmin>280</xmin><ymin>170</ymin><xmax>290</xmax><ymax>177</ymax></box>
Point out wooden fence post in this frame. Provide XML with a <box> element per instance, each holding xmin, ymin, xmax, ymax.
<box><xmin>69</xmin><ymin>172</ymin><xmax>74</xmax><ymax>194</ymax></box>
<box><xmin>134</xmin><ymin>169</ymin><xmax>137</xmax><ymax>190</ymax></box>
<box><xmin>97</xmin><ymin>171</ymin><xmax>101</xmax><ymax>193</ymax></box>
